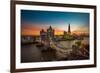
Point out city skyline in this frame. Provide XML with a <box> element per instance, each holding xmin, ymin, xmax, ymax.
<box><xmin>21</xmin><ymin>10</ymin><xmax>89</xmax><ymax>36</ymax></box>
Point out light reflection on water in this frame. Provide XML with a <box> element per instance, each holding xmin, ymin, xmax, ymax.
<box><xmin>21</xmin><ymin>37</ymin><xmax>89</xmax><ymax>63</ymax></box>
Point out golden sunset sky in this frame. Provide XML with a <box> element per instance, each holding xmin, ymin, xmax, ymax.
<box><xmin>21</xmin><ymin>24</ymin><xmax>89</xmax><ymax>36</ymax></box>
<box><xmin>21</xmin><ymin>10</ymin><xmax>89</xmax><ymax>36</ymax></box>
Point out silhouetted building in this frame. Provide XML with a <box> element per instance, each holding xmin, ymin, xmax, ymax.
<box><xmin>68</xmin><ymin>24</ymin><xmax>71</xmax><ymax>34</ymax></box>
<box><xmin>47</xmin><ymin>26</ymin><xmax>54</xmax><ymax>39</ymax></box>
<box><xmin>40</xmin><ymin>26</ymin><xmax>55</xmax><ymax>43</ymax></box>
<box><xmin>63</xmin><ymin>24</ymin><xmax>74</xmax><ymax>40</ymax></box>
<box><xmin>40</xmin><ymin>29</ymin><xmax>47</xmax><ymax>42</ymax></box>
<box><xmin>63</xmin><ymin>24</ymin><xmax>71</xmax><ymax>36</ymax></box>
<box><xmin>64</xmin><ymin>31</ymin><xmax>67</xmax><ymax>35</ymax></box>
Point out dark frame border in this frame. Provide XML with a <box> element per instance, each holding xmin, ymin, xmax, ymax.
<box><xmin>10</xmin><ymin>1</ymin><xmax>97</xmax><ymax>73</ymax></box>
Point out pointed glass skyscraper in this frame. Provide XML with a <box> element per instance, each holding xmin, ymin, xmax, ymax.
<box><xmin>68</xmin><ymin>24</ymin><xmax>71</xmax><ymax>34</ymax></box>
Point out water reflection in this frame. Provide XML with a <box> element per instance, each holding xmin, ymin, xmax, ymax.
<box><xmin>21</xmin><ymin>37</ymin><xmax>89</xmax><ymax>63</ymax></box>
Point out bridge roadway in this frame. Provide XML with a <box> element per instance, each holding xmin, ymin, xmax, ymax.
<box><xmin>46</xmin><ymin>39</ymin><xmax>89</xmax><ymax>59</ymax></box>
<box><xmin>48</xmin><ymin>40</ymin><xmax>72</xmax><ymax>59</ymax></box>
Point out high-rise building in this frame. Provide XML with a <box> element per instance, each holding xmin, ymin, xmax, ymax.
<box><xmin>68</xmin><ymin>24</ymin><xmax>71</xmax><ymax>34</ymax></box>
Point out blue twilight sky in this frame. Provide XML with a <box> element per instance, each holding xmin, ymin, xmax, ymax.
<box><xmin>21</xmin><ymin>10</ymin><xmax>90</xmax><ymax>35</ymax></box>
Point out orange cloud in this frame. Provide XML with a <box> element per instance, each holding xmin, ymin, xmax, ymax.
<box><xmin>21</xmin><ymin>25</ymin><xmax>65</xmax><ymax>36</ymax></box>
<box><xmin>54</xmin><ymin>28</ymin><xmax>64</xmax><ymax>35</ymax></box>
<box><xmin>21</xmin><ymin>24</ymin><xmax>89</xmax><ymax>36</ymax></box>
<box><xmin>21</xmin><ymin>25</ymin><xmax>42</xmax><ymax>36</ymax></box>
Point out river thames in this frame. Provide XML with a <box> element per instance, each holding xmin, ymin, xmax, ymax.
<box><xmin>21</xmin><ymin>37</ymin><xmax>89</xmax><ymax>63</ymax></box>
